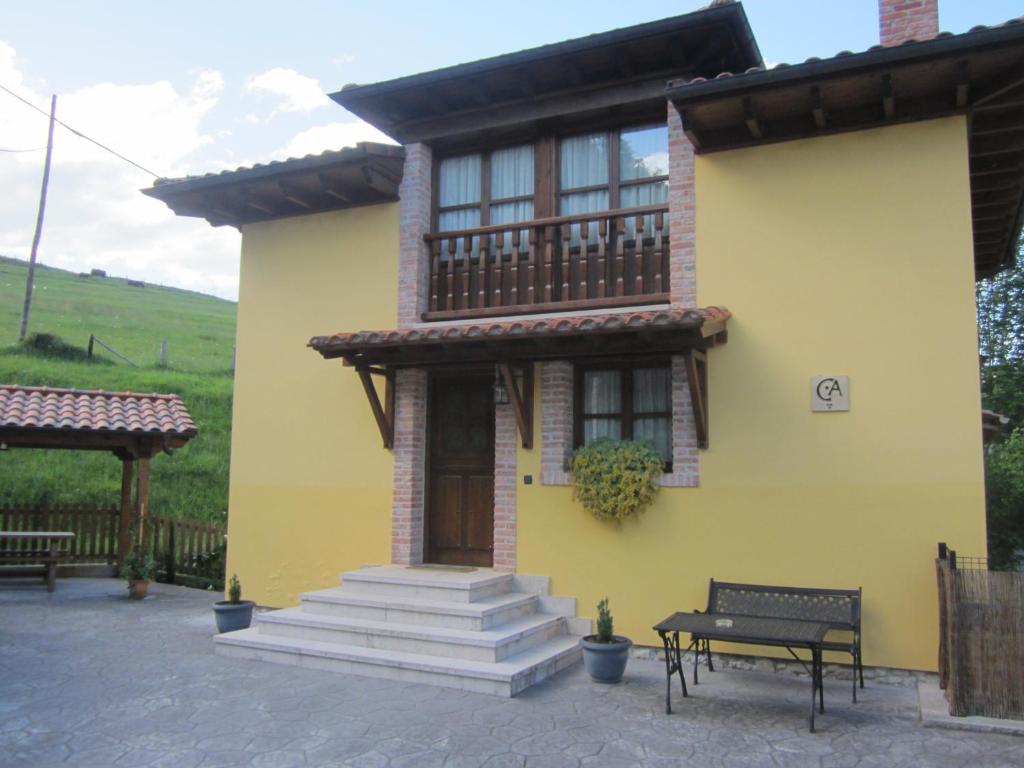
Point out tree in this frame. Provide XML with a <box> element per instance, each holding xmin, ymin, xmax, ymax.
<box><xmin>977</xmin><ymin>248</ymin><xmax>1024</xmax><ymax>568</ymax></box>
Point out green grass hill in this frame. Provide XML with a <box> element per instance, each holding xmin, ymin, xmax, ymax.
<box><xmin>0</xmin><ymin>256</ymin><xmax>235</xmax><ymax>523</ymax></box>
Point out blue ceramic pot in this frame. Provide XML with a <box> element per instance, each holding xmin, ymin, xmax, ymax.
<box><xmin>213</xmin><ymin>600</ymin><xmax>255</xmax><ymax>633</ymax></box>
<box><xmin>580</xmin><ymin>635</ymin><xmax>632</xmax><ymax>683</ymax></box>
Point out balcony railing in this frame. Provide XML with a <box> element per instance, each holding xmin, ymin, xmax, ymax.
<box><xmin>423</xmin><ymin>205</ymin><xmax>670</xmax><ymax>320</ymax></box>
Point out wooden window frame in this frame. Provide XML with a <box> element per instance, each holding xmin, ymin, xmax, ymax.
<box><xmin>573</xmin><ymin>358</ymin><xmax>673</xmax><ymax>471</ymax></box>
<box><xmin>433</xmin><ymin>145</ymin><xmax>536</xmax><ymax>232</ymax></box>
<box><xmin>556</xmin><ymin>124</ymin><xmax>669</xmax><ymax>215</ymax></box>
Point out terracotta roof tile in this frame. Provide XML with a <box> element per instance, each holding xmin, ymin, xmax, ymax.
<box><xmin>310</xmin><ymin>307</ymin><xmax>729</xmax><ymax>354</ymax></box>
<box><xmin>0</xmin><ymin>385</ymin><xmax>197</xmax><ymax>437</ymax></box>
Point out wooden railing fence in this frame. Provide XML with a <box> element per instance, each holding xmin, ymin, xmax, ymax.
<box><xmin>424</xmin><ymin>204</ymin><xmax>670</xmax><ymax>319</ymax></box>
<box><xmin>936</xmin><ymin>542</ymin><xmax>1024</xmax><ymax>719</ymax></box>
<box><xmin>0</xmin><ymin>506</ymin><xmax>119</xmax><ymax>563</ymax></box>
<box><xmin>0</xmin><ymin>506</ymin><xmax>226</xmax><ymax>582</ymax></box>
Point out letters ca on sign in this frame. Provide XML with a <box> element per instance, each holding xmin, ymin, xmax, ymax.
<box><xmin>811</xmin><ymin>376</ymin><xmax>849</xmax><ymax>412</ymax></box>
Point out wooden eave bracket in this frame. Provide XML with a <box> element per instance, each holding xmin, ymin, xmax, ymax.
<box><xmin>498</xmin><ymin>362</ymin><xmax>534</xmax><ymax>449</ymax></box>
<box><xmin>357</xmin><ymin>367</ymin><xmax>395</xmax><ymax>449</ymax></box>
<box><xmin>683</xmin><ymin>350</ymin><xmax>709</xmax><ymax>450</ymax></box>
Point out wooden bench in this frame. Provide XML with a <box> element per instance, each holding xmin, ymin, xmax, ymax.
<box><xmin>694</xmin><ymin>579</ymin><xmax>864</xmax><ymax>702</ymax></box>
<box><xmin>0</xmin><ymin>532</ymin><xmax>75</xmax><ymax>592</ymax></box>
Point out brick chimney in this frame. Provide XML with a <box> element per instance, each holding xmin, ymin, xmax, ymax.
<box><xmin>879</xmin><ymin>0</ymin><xmax>939</xmax><ymax>47</ymax></box>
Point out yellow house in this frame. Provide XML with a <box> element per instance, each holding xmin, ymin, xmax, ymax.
<box><xmin>144</xmin><ymin>0</ymin><xmax>1024</xmax><ymax>697</ymax></box>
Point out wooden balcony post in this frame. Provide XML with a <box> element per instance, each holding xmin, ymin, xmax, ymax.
<box><xmin>118</xmin><ymin>458</ymin><xmax>133</xmax><ymax>569</ymax></box>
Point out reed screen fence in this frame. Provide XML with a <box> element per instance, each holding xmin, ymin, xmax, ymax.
<box><xmin>936</xmin><ymin>542</ymin><xmax>1024</xmax><ymax>720</ymax></box>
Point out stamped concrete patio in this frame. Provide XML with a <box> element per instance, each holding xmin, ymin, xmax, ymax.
<box><xmin>1</xmin><ymin>579</ymin><xmax>1020</xmax><ymax>768</ymax></box>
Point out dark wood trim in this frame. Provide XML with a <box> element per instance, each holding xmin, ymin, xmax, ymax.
<box><xmin>422</xmin><ymin>292</ymin><xmax>669</xmax><ymax>322</ymax></box>
<box><xmin>425</xmin><ymin>204</ymin><xmax>669</xmax><ymax>239</ymax></box>
<box><xmin>684</xmin><ymin>349</ymin><xmax>709</xmax><ymax>449</ymax></box>
<box><xmin>357</xmin><ymin>368</ymin><xmax>395</xmax><ymax>449</ymax></box>
<box><xmin>498</xmin><ymin>362</ymin><xmax>534</xmax><ymax>449</ymax></box>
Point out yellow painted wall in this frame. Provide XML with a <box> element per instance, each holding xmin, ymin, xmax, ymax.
<box><xmin>517</xmin><ymin>118</ymin><xmax>986</xmax><ymax>671</ymax></box>
<box><xmin>226</xmin><ymin>204</ymin><xmax>398</xmax><ymax>607</ymax></box>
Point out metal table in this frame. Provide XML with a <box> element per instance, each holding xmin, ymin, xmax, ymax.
<box><xmin>653</xmin><ymin>611</ymin><xmax>830</xmax><ymax>732</ymax></box>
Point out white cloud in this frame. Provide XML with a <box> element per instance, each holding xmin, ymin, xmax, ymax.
<box><xmin>332</xmin><ymin>53</ymin><xmax>355</xmax><ymax>65</ymax></box>
<box><xmin>0</xmin><ymin>40</ymin><xmax>241</xmax><ymax>300</ymax></box>
<box><xmin>274</xmin><ymin>120</ymin><xmax>397</xmax><ymax>160</ymax></box>
<box><xmin>246</xmin><ymin>67</ymin><xmax>329</xmax><ymax>114</ymax></box>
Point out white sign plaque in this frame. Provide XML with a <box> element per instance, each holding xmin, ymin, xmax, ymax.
<box><xmin>811</xmin><ymin>376</ymin><xmax>849</xmax><ymax>412</ymax></box>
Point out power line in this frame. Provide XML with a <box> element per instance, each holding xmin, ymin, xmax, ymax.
<box><xmin>0</xmin><ymin>82</ymin><xmax>161</xmax><ymax>177</ymax></box>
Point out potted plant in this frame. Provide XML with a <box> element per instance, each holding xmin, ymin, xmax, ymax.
<box><xmin>581</xmin><ymin>597</ymin><xmax>632</xmax><ymax>683</ymax></box>
<box><xmin>570</xmin><ymin>438</ymin><xmax>663</xmax><ymax>523</ymax></box>
<box><xmin>213</xmin><ymin>574</ymin><xmax>255</xmax><ymax>633</ymax></box>
<box><xmin>122</xmin><ymin>548</ymin><xmax>158</xmax><ymax>600</ymax></box>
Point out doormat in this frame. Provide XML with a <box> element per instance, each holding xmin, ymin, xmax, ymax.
<box><xmin>406</xmin><ymin>564</ymin><xmax>478</xmax><ymax>573</ymax></box>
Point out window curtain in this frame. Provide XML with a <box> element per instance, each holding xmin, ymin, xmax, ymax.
<box><xmin>490</xmin><ymin>146</ymin><xmax>533</xmax><ymax>254</ymax></box>
<box><xmin>438</xmin><ymin>155</ymin><xmax>481</xmax><ymax>258</ymax></box>
<box><xmin>560</xmin><ymin>134</ymin><xmax>608</xmax><ymax>244</ymax></box>
<box><xmin>582</xmin><ymin>370</ymin><xmax>622</xmax><ymax>442</ymax></box>
<box><xmin>633</xmin><ymin>367</ymin><xmax>672</xmax><ymax>461</ymax></box>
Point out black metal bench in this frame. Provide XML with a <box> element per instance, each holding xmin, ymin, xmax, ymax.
<box><xmin>693</xmin><ymin>579</ymin><xmax>864</xmax><ymax>702</ymax></box>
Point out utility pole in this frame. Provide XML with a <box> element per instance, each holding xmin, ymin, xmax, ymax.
<box><xmin>18</xmin><ymin>94</ymin><xmax>57</xmax><ymax>343</ymax></box>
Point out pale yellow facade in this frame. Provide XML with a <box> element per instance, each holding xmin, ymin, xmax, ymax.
<box><xmin>226</xmin><ymin>117</ymin><xmax>985</xmax><ymax>671</ymax></box>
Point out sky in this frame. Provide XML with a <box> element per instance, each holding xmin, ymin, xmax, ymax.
<box><xmin>1</xmin><ymin>1</ymin><xmax>1021</xmax><ymax>301</ymax></box>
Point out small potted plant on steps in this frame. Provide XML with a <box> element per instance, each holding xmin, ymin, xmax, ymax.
<box><xmin>581</xmin><ymin>597</ymin><xmax>632</xmax><ymax>683</ymax></box>
<box><xmin>214</xmin><ymin>574</ymin><xmax>255</xmax><ymax>633</ymax></box>
<box><xmin>122</xmin><ymin>548</ymin><xmax>158</xmax><ymax>600</ymax></box>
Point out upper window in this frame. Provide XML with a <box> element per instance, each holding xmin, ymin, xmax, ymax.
<box><xmin>437</xmin><ymin>145</ymin><xmax>534</xmax><ymax>232</ymax></box>
<box><xmin>559</xmin><ymin>126</ymin><xmax>668</xmax><ymax>217</ymax></box>
<box><xmin>574</xmin><ymin>362</ymin><xmax>672</xmax><ymax>465</ymax></box>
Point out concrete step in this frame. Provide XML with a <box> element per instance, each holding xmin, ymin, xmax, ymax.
<box><xmin>214</xmin><ymin>629</ymin><xmax>583</xmax><ymax>697</ymax></box>
<box><xmin>257</xmin><ymin>608</ymin><xmax>565</xmax><ymax>662</ymax></box>
<box><xmin>341</xmin><ymin>565</ymin><xmax>514</xmax><ymax>604</ymax></box>
<box><xmin>299</xmin><ymin>587</ymin><xmax>539</xmax><ymax>631</ymax></box>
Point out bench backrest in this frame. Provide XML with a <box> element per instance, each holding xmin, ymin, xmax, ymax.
<box><xmin>707</xmin><ymin>580</ymin><xmax>861</xmax><ymax>632</ymax></box>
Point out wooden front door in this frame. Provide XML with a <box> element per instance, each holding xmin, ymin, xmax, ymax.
<box><xmin>427</xmin><ymin>374</ymin><xmax>495</xmax><ymax>567</ymax></box>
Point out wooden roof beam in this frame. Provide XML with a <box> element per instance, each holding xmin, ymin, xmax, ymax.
<box><xmin>811</xmin><ymin>86</ymin><xmax>826</xmax><ymax>129</ymax></box>
<box><xmin>362</xmin><ymin>165</ymin><xmax>399</xmax><ymax>197</ymax></box>
<box><xmin>882</xmin><ymin>74</ymin><xmax>895</xmax><ymax>120</ymax></box>
<box><xmin>278</xmin><ymin>181</ymin><xmax>314</xmax><ymax>209</ymax></box>
<box><xmin>955</xmin><ymin>61</ymin><xmax>970</xmax><ymax>108</ymax></box>
<box><xmin>743</xmin><ymin>97</ymin><xmax>762</xmax><ymax>139</ymax></box>
<box><xmin>240</xmin><ymin>190</ymin><xmax>277</xmax><ymax>216</ymax></box>
<box><xmin>318</xmin><ymin>173</ymin><xmax>352</xmax><ymax>203</ymax></box>
<box><xmin>677</xmin><ymin>107</ymin><xmax>702</xmax><ymax>150</ymax></box>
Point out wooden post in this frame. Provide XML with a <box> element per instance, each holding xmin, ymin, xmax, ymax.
<box><xmin>18</xmin><ymin>94</ymin><xmax>57</xmax><ymax>342</ymax></box>
<box><xmin>159</xmin><ymin>340</ymin><xmax>168</xmax><ymax>367</ymax></box>
<box><xmin>134</xmin><ymin>457</ymin><xmax>151</xmax><ymax>548</ymax></box>
<box><xmin>118</xmin><ymin>459</ymin><xmax>133</xmax><ymax>569</ymax></box>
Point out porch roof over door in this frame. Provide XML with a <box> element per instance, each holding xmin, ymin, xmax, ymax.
<box><xmin>308</xmin><ymin>307</ymin><xmax>729</xmax><ymax>368</ymax></box>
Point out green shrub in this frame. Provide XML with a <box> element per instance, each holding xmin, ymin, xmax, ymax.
<box><xmin>228</xmin><ymin>573</ymin><xmax>242</xmax><ymax>604</ymax></box>
<box><xmin>121</xmin><ymin>548</ymin><xmax>158</xmax><ymax>582</ymax></box>
<box><xmin>570</xmin><ymin>438</ymin><xmax>663</xmax><ymax>522</ymax></box>
<box><xmin>596</xmin><ymin>597</ymin><xmax>614</xmax><ymax>642</ymax></box>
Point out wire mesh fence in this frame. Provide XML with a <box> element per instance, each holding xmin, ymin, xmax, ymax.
<box><xmin>936</xmin><ymin>542</ymin><xmax>1024</xmax><ymax>720</ymax></box>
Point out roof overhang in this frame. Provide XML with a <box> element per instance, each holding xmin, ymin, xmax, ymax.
<box><xmin>141</xmin><ymin>142</ymin><xmax>405</xmax><ymax>229</ymax></box>
<box><xmin>331</xmin><ymin>3</ymin><xmax>762</xmax><ymax>148</ymax></box>
<box><xmin>308</xmin><ymin>307</ymin><xmax>729</xmax><ymax>368</ymax></box>
<box><xmin>666</xmin><ymin>21</ymin><xmax>1024</xmax><ymax>277</ymax></box>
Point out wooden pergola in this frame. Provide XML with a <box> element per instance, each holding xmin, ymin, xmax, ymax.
<box><xmin>0</xmin><ymin>385</ymin><xmax>198</xmax><ymax>566</ymax></box>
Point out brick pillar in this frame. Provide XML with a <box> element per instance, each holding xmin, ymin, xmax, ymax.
<box><xmin>540</xmin><ymin>361</ymin><xmax>574</xmax><ymax>486</ymax></box>
<box><xmin>391</xmin><ymin>368</ymin><xmax>427</xmax><ymax>564</ymax></box>
<box><xmin>493</xmin><ymin>403</ymin><xmax>518</xmax><ymax>572</ymax></box>
<box><xmin>398</xmin><ymin>143</ymin><xmax>432</xmax><ymax>329</ymax></box>
<box><xmin>668</xmin><ymin>104</ymin><xmax>696</xmax><ymax>308</ymax></box>
<box><xmin>661</xmin><ymin>355</ymin><xmax>699</xmax><ymax>487</ymax></box>
<box><xmin>879</xmin><ymin>0</ymin><xmax>938</xmax><ymax>47</ymax></box>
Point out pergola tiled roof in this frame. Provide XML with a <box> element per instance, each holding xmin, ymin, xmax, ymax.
<box><xmin>310</xmin><ymin>307</ymin><xmax>729</xmax><ymax>366</ymax></box>
<box><xmin>0</xmin><ymin>385</ymin><xmax>197</xmax><ymax>456</ymax></box>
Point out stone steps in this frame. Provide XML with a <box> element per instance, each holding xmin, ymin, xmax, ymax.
<box><xmin>214</xmin><ymin>564</ymin><xmax>586</xmax><ymax>697</ymax></box>
<box><xmin>215</xmin><ymin>629</ymin><xmax>583</xmax><ymax>697</ymax></box>
<box><xmin>300</xmin><ymin>587</ymin><xmax>538</xmax><ymax>630</ymax></box>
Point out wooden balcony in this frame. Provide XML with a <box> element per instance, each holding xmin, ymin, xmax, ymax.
<box><xmin>423</xmin><ymin>205</ymin><xmax>670</xmax><ymax>321</ymax></box>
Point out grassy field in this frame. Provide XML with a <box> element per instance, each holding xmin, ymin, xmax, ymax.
<box><xmin>0</xmin><ymin>256</ymin><xmax>235</xmax><ymax>523</ymax></box>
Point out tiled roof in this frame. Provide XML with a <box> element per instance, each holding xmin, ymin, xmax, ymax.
<box><xmin>310</xmin><ymin>307</ymin><xmax>729</xmax><ymax>354</ymax></box>
<box><xmin>0</xmin><ymin>385</ymin><xmax>197</xmax><ymax>437</ymax></box>
<box><xmin>667</xmin><ymin>17</ymin><xmax>1024</xmax><ymax>89</ymax></box>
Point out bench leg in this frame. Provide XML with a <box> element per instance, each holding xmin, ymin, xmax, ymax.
<box><xmin>46</xmin><ymin>561</ymin><xmax>56</xmax><ymax>592</ymax></box>
<box><xmin>706</xmin><ymin>638</ymin><xmax>714</xmax><ymax>672</ymax></box>
<box><xmin>858</xmin><ymin>646</ymin><xmax>864</xmax><ymax>689</ymax></box>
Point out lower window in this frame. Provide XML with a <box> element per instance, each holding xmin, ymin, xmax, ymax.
<box><xmin>573</xmin><ymin>361</ymin><xmax>672</xmax><ymax>467</ymax></box>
